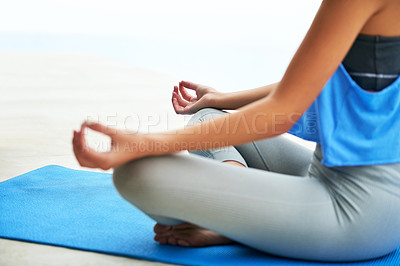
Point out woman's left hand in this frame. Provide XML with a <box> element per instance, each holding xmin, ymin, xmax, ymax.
<box><xmin>72</xmin><ymin>122</ymin><xmax>145</xmax><ymax>170</ymax></box>
<box><xmin>172</xmin><ymin>81</ymin><xmax>219</xmax><ymax>115</ymax></box>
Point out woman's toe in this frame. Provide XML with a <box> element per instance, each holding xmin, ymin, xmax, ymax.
<box><xmin>155</xmin><ymin>236</ymin><xmax>168</xmax><ymax>245</ymax></box>
<box><xmin>177</xmin><ymin>239</ymin><xmax>190</xmax><ymax>247</ymax></box>
<box><xmin>154</xmin><ymin>223</ymin><xmax>172</xmax><ymax>233</ymax></box>
<box><xmin>167</xmin><ymin>236</ymin><xmax>177</xmax><ymax>245</ymax></box>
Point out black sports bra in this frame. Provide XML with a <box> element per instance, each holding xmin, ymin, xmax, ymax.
<box><xmin>342</xmin><ymin>34</ymin><xmax>400</xmax><ymax>91</ymax></box>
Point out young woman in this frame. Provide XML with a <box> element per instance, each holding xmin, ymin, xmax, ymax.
<box><xmin>73</xmin><ymin>0</ymin><xmax>400</xmax><ymax>261</ymax></box>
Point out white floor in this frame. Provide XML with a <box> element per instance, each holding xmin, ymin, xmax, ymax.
<box><xmin>0</xmin><ymin>52</ymin><xmax>184</xmax><ymax>266</ymax></box>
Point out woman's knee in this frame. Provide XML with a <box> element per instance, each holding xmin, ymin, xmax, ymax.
<box><xmin>112</xmin><ymin>157</ymin><xmax>158</xmax><ymax>202</ymax></box>
<box><xmin>112</xmin><ymin>156</ymin><xmax>185</xmax><ymax>225</ymax></box>
<box><xmin>113</xmin><ymin>161</ymin><xmax>137</xmax><ymax>199</ymax></box>
<box><xmin>112</xmin><ymin>155</ymin><xmax>180</xmax><ymax>205</ymax></box>
<box><xmin>187</xmin><ymin>108</ymin><xmax>226</xmax><ymax>126</ymax></box>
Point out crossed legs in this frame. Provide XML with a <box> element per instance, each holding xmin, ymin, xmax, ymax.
<box><xmin>112</xmin><ymin>108</ymin><xmax>400</xmax><ymax>261</ymax></box>
<box><xmin>151</xmin><ymin>108</ymin><xmax>313</xmax><ymax>247</ymax></box>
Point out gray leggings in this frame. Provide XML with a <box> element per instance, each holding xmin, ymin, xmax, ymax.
<box><xmin>113</xmin><ymin>108</ymin><xmax>400</xmax><ymax>262</ymax></box>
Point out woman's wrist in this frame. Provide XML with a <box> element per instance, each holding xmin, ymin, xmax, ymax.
<box><xmin>140</xmin><ymin>133</ymin><xmax>173</xmax><ymax>157</ymax></box>
<box><xmin>142</xmin><ymin>131</ymin><xmax>201</xmax><ymax>157</ymax></box>
<box><xmin>208</xmin><ymin>91</ymin><xmax>227</xmax><ymax>109</ymax></box>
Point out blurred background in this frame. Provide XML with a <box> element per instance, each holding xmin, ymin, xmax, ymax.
<box><xmin>0</xmin><ymin>0</ymin><xmax>321</xmax><ymax>91</ymax></box>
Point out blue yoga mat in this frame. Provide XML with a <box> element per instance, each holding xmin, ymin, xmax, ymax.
<box><xmin>1</xmin><ymin>165</ymin><xmax>399</xmax><ymax>265</ymax></box>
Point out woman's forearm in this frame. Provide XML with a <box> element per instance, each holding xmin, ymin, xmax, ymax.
<box><xmin>212</xmin><ymin>82</ymin><xmax>279</xmax><ymax>110</ymax></box>
<box><xmin>146</xmin><ymin>90</ymin><xmax>295</xmax><ymax>156</ymax></box>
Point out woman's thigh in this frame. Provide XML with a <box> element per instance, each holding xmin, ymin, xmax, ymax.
<box><xmin>188</xmin><ymin>108</ymin><xmax>313</xmax><ymax>175</ymax></box>
<box><xmin>236</xmin><ymin>135</ymin><xmax>313</xmax><ymax>176</ymax></box>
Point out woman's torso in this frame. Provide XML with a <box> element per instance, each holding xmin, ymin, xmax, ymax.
<box><xmin>288</xmin><ymin>0</ymin><xmax>400</xmax><ymax>166</ymax></box>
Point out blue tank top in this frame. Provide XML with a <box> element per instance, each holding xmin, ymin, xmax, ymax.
<box><xmin>289</xmin><ymin>64</ymin><xmax>400</xmax><ymax>167</ymax></box>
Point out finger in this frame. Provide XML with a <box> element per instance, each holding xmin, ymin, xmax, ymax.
<box><xmin>174</xmin><ymin>91</ymin><xmax>189</xmax><ymax>108</ymax></box>
<box><xmin>173</xmin><ymin>85</ymin><xmax>179</xmax><ymax>95</ymax></box>
<box><xmin>72</xmin><ymin>131</ymin><xmax>97</xmax><ymax>168</ymax></box>
<box><xmin>78</xmin><ymin>125</ymin><xmax>91</xmax><ymax>155</ymax></box>
<box><xmin>72</xmin><ymin>131</ymin><xmax>81</xmax><ymax>153</ymax></box>
<box><xmin>76</xmin><ymin>129</ymin><xmax>110</xmax><ymax>169</ymax></box>
<box><xmin>73</xmin><ymin>128</ymin><xmax>84</xmax><ymax>151</ymax></box>
<box><xmin>80</xmin><ymin>124</ymin><xmax>86</xmax><ymax>142</ymax></box>
<box><xmin>172</xmin><ymin>97</ymin><xmax>185</xmax><ymax>114</ymax></box>
<box><xmin>172</xmin><ymin>90</ymin><xmax>183</xmax><ymax>107</ymax></box>
<box><xmin>178</xmin><ymin>81</ymin><xmax>193</xmax><ymax>101</ymax></box>
<box><xmin>73</xmin><ymin>145</ymin><xmax>95</xmax><ymax>168</ymax></box>
<box><xmin>173</xmin><ymin>96</ymin><xmax>197</xmax><ymax>115</ymax></box>
<box><xmin>181</xmin><ymin>80</ymin><xmax>199</xmax><ymax>90</ymax></box>
<box><xmin>84</xmin><ymin>122</ymin><xmax>117</xmax><ymax>137</ymax></box>
<box><xmin>73</xmin><ymin>129</ymin><xmax>104</xmax><ymax>168</ymax></box>
<box><xmin>76</xmin><ymin>143</ymin><xmax>109</xmax><ymax>169</ymax></box>
<box><xmin>171</xmin><ymin>85</ymin><xmax>179</xmax><ymax>105</ymax></box>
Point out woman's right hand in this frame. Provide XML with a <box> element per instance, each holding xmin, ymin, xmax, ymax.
<box><xmin>172</xmin><ymin>81</ymin><xmax>220</xmax><ymax>115</ymax></box>
<box><xmin>73</xmin><ymin>122</ymin><xmax>147</xmax><ymax>170</ymax></box>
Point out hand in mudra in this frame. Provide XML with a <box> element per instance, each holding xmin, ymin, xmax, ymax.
<box><xmin>172</xmin><ymin>81</ymin><xmax>218</xmax><ymax>115</ymax></box>
<box><xmin>73</xmin><ymin>122</ymin><xmax>145</xmax><ymax>170</ymax></box>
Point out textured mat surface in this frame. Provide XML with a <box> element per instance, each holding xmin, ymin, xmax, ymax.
<box><xmin>0</xmin><ymin>165</ymin><xmax>399</xmax><ymax>265</ymax></box>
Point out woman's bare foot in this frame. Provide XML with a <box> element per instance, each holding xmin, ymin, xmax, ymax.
<box><xmin>153</xmin><ymin>160</ymin><xmax>244</xmax><ymax>247</ymax></box>
<box><xmin>153</xmin><ymin>222</ymin><xmax>234</xmax><ymax>247</ymax></box>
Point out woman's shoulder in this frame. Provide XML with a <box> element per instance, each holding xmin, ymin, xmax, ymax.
<box><xmin>359</xmin><ymin>0</ymin><xmax>400</xmax><ymax>37</ymax></box>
